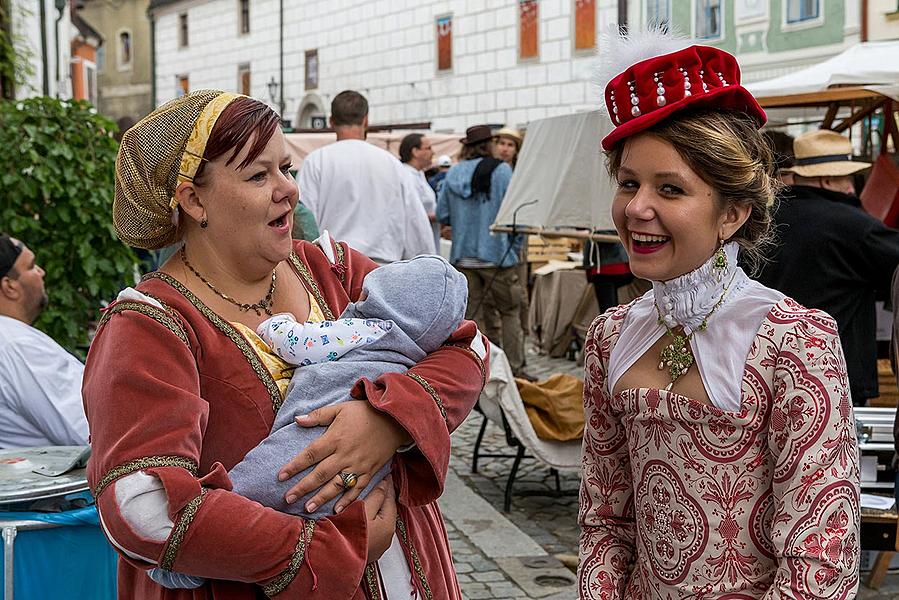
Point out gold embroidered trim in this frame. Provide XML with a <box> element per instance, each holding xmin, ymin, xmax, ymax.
<box><xmin>334</xmin><ymin>242</ymin><xmax>347</xmax><ymax>283</ymax></box>
<box><xmin>396</xmin><ymin>515</ymin><xmax>433</xmax><ymax>600</ymax></box>
<box><xmin>263</xmin><ymin>520</ymin><xmax>315</xmax><ymax>597</ymax></box>
<box><xmin>288</xmin><ymin>252</ymin><xmax>336</xmax><ymax>320</ymax></box>
<box><xmin>93</xmin><ymin>455</ymin><xmax>197</xmax><ymax>497</ymax></box>
<box><xmin>159</xmin><ymin>489</ymin><xmax>206</xmax><ymax>571</ymax></box>
<box><xmin>98</xmin><ymin>301</ymin><xmax>190</xmax><ymax>347</ymax></box>
<box><xmin>364</xmin><ymin>563</ymin><xmax>382</xmax><ymax>600</ymax></box>
<box><xmin>143</xmin><ymin>272</ymin><xmax>283</xmax><ymax>414</ymax></box>
<box><xmin>446</xmin><ymin>343</ymin><xmax>487</xmax><ymax>390</ymax></box>
<box><xmin>406</xmin><ymin>372</ymin><xmax>447</xmax><ymax>424</ymax></box>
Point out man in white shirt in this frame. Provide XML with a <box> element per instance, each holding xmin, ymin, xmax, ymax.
<box><xmin>297</xmin><ymin>90</ymin><xmax>433</xmax><ymax>263</ymax></box>
<box><xmin>399</xmin><ymin>133</ymin><xmax>439</xmax><ymax>254</ymax></box>
<box><xmin>0</xmin><ymin>234</ymin><xmax>88</xmax><ymax>448</ymax></box>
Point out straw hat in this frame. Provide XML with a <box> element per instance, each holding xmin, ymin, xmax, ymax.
<box><xmin>789</xmin><ymin>130</ymin><xmax>871</xmax><ymax>178</ymax></box>
<box><xmin>494</xmin><ymin>127</ymin><xmax>522</xmax><ymax>146</ymax></box>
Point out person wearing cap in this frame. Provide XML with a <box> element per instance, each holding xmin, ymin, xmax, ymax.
<box><xmin>437</xmin><ymin>124</ymin><xmax>527</xmax><ymax>376</ymax></box>
<box><xmin>296</xmin><ymin>90</ymin><xmax>433</xmax><ymax>264</ymax></box>
<box><xmin>757</xmin><ymin>129</ymin><xmax>899</xmax><ymax>406</ymax></box>
<box><xmin>579</xmin><ymin>30</ymin><xmax>858</xmax><ymax>598</ymax></box>
<box><xmin>493</xmin><ymin>126</ymin><xmax>522</xmax><ymax>169</ymax></box>
<box><xmin>399</xmin><ymin>132</ymin><xmax>440</xmax><ymax>253</ymax></box>
<box><xmin>0</xmin><ymin>234</ymin><xmax>88</xmax><ymax>449</ymax></box>
<box><xmin>428</xmin><ymin>154</ymin><xmax>453</xmax><ymax>194</ymax></box>
<box><xmin>81</xmin><ymin>91</ymin><xmax>487</xmax><ymax>599</ymax></box>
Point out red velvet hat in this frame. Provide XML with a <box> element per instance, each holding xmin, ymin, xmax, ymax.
<box><xmin>601</xmin><ymin>45</ymin><xmax>766</xmax><ymax>151</ymax></box>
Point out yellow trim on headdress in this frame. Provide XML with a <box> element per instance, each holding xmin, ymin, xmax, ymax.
<box><xmin>171</xmin><ymin>92</ymin><xmax>244</xmax><ymax>208</ymax></box>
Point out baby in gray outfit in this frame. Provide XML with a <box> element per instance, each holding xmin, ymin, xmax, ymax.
<box><xmin>150</xmin><ymin>254</ymin><xmax>468</xmax><ymax>589</ymax></box>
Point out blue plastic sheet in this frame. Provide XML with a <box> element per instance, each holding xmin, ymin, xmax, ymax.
<box><xmin>0</xmin><ymin>505</ymin><xmax>117</xmax><ymax>599</ymax></box>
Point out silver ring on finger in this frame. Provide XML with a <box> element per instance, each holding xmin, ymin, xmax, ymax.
<box><xmin>338</xmin><ymin>471</ymin><xmax>358</xmax><ymax>490</ymax></box>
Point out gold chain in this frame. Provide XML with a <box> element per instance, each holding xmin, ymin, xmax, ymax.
<box><xmin>653</xmin><ymin>276</ymin><xmax>733</xmax><ymax>389</ymax></box>
<box><xmin>180</xmin><ymin>247</ymin><xmax>276</xmax><ymax>316</ymax></box>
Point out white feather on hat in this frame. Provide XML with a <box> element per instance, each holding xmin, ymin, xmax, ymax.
<box><xmin>594</xmin><ymin>25</ymin><xmax>691</xmax><ymax>114</ymax></box>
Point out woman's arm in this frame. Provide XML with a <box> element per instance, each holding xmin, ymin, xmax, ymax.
<box><xmin>578</xmin><ymin>312</ymin><xmax>637</xmax><ymax>599</ymax></box>
<box><xmin>762</xmin><ymin>310</ymin><xmax>860</xmax><ymax>599</ymax></box>
<box><xmin>84</xmin><ymin>306</ymin><xmax>370</xmax><ymax>598</ymax></box>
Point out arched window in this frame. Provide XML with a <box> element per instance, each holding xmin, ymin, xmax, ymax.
<box><xmin>117</xmin><ymin>29</ymin><xmax>133</xmax><ymax>71</ymax></box>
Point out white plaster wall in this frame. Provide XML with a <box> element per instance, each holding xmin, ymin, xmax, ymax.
<box><xmin>867</xmin><ymin>0</ymin><xmax>899</xmax><ymax>41</ymax></box>
<box><xmin>154</xmin><ymin>0</ymin><xmax>617</xmax><ymax>131</ymax></box>
<box><xmin>11</xmin><ymin>0</ymin><xmax>73</xmax><ymax>99</ymax></box>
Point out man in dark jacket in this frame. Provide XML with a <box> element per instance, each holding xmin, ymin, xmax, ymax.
<box><xmin>757</xmin><ymin>129</ymin><xmax>899</xmax><ymax>405</ymax></box>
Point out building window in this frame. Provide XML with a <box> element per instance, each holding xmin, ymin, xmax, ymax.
<box><xmin>786</xmin><ymin>0</ymin><xmax>819</xmax><ymax>23</ymax></box>
<box><xmin>436</xmin><ymin>15</ymin><xmax>452</xmax><ymax>72</ymax></box>
<box><xmin>238</xmin><ymin>64</ymin><xmax>251</xmax><ymax>96</ymax></box>
<box><xmin>85</xmin><ymin>61</ymin><xmax>98</xmax><ymax>105</ymax></box>
<box><xmin>519</xmin><ymin>0</ymin><xmax>539</xmax><ymax>61</ymax></box>
<box><xmin>117</xmin><ymin>29</ymin><xmax>132</xmax><ymax>71</ymax></box>
<box><xmin>646</xmin><ymin>0</ymin><xmax>671</xmax><ymax>28</ymax></box>
<box><xmin>695</xmin><ymin>0</ymin><xmax>722</xmax><ymax>39</ymax></box>
<box><xmin>238</xmin><ymin>0</ymin><xmax>250</xmax><ymax>35</ymax></box>
<box><xmin>305</xmin><ymin>49</ymin><xmax>318</xmax><ymax>90</ymax></box>
<box><xmin>574</xmin><ymin>0</ymin><xmax>596</xmax><ymax>51</ymax></box>
<box><xmin>176</xmin><ymin>75</ymin><xmax>189</xmax><ymax>97</ymax></box>
<box><xmin>178</xmin><ymin>13</ymin><xmax>189</xmax><ymax>48</ymax></box>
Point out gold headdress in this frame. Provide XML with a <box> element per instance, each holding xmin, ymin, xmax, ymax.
<box><xmin>113</xmin><ymin>90</ymin><xmax>243</xmax><ymax>249</ymax></box>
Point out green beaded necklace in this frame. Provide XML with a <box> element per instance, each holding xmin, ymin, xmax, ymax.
<box><xmin>654</xmin><ymin>279</ymin><xmax>732</xmax><ymax>390</ymax></box>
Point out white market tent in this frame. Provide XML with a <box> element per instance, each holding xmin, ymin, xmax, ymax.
<box><xmin>492</xmin><ymin>110</ymin><xmax>618</xmax><ymax>241</ymax></box>
<box><xmin>746</xmin><ymin>41</ymin><xmax>899</xmax><ymax>100</ymax></box>
<box><xmin>746</xmin><ymin>41</ymin><xmax>899</xmax><ymax>133</ymax></box>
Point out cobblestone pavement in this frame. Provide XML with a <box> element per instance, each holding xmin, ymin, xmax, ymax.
<box><xmin>444</xmin><ymin>343</ymin><xmax>899</xmax><ymax>599</ymax></box>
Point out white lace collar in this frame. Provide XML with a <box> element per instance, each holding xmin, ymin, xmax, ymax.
<box><xmin>652</xmin><ymin>242</ymin><xmax>740</xmax><ymax>334</ymax></box>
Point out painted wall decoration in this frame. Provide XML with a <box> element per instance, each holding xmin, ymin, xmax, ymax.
<box><xmin>574</xmin><ymin>0</ymin><xmax>596</xmax><ymax>51</ymax></box>
<box><xmin>437</xmin><ymin>15</ymin><xmax>453</xmax><ymax>71</ymax></box>
<box><xmin>305</xmin><ymin>49</ymin><xmax>319</xmax><ymax>90</ymax></box>
<box><xmin>519</xmin><ymin>1</ymin><xmax>539</xmax><ymax>60</ymax></box>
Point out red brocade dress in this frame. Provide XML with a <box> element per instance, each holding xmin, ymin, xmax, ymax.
<box><xmin>578</xmin><ymin>299</ymin><xmax>860</xmax><ymax>599</ymax></box>
<box><xmin>82</xmin><ymin>239</ymin><xmax>487</xmax><ymax>599</ymax></box>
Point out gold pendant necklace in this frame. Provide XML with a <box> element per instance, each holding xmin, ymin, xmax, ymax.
<box><xmin>654</xmin><ymin>278</ymin><xmax>732</xmax><ymax>389</ymax></box>
<box><xmin>180</xmin><ymin>248</ymin><xmax>277</xmax><ymax>316</ymax></box>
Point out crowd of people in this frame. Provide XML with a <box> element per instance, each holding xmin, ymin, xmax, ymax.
<box><xmin>6</xmin><ymin>25</ymin><xmax>899</xmax><ymax>600</ymax></box>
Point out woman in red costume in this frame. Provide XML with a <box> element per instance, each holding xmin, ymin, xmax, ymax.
<box><xmin>82</xmin><ymin>90</ymin><xmax>487</xmax><ymax>599</ymax></box>
<box><xmin>578</xmin><ymin>30</ymin><xmax>860</xmax><ymax>598</ymax></box>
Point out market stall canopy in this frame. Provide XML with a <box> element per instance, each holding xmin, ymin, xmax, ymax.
<box><xmin>284</xmin><ymin>131</ymin><xmax>463</xmax><ymax>169</ymax></box>
<box><xmin>493</xmin><ymin>110</ymin><xmax>617</xmax><ymax>240</ymax></box>
<box><xmin>747</xmin><ymin>41</ymin><xmax>899</xmax><ymax>105</ymax></box>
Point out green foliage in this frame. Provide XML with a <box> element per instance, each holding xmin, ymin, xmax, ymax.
<box><xmin>0</xmin><ymin>97</ymin><xmax>140</xmax><ymax>355</ymax></box>
<box><xmin>0</xmin><ymin>1</ymin><xmax>35</xmax><ymax>97</ymax></box>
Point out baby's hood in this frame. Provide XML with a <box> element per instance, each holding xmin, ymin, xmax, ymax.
<box><xmin>343</xmin><ymin>255</ymin><xmax>468</xmax><ymax>354</ymax></box>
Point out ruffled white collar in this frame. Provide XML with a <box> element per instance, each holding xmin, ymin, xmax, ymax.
<box><xmin>652</xmin><ymin>242</ymin><xmax>741</xmax><ymax>333</ymax></box>
<box><xmin>607</xmin><ymin>242</ymin><xmax>784</xmax><ymax>411</ymax></box>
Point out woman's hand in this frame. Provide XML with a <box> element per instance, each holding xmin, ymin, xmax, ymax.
<box><xmin>278</xmin><ymin>400</ymin><xmax>412</xmax><ymax>514</ymax></box>
<box><xmin>363</xmin><ymin>476</ymin><xmax>397</xmax><ymax>564</ymax></box>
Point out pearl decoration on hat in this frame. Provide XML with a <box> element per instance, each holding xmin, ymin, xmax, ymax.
<box><xmin>717</xmin><ymin>71</ymin><xmax>729</xmax><ymax>86</ymax></box>
<box><xmin>699</xmin><ymin>69</ymin><xmax>709</xmax><ymax>93</ymax></box>
<box><xmin>628</xmin><ymin>81</ymin><xmax>641</xmax><ymax>117</ymax></box>
<box><xmin>679</xmin><ymin>67</ymin><xmax>693</xmax><ymax>97</ymax></box>
<box><xmin>610</xmin><ymin>90</ymin><xmax>619</xmax><ymax>124</ymax></box>
<box><xmin>653</xmin><ymin>72</ymin><xmax>667</xmax><ymax>107</ymax></box>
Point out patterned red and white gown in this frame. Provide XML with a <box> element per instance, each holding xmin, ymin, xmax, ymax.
<box><xmin>578</xmin><ymin>297</ymin><xmax>860</xmax><ymax>599</ymax></box>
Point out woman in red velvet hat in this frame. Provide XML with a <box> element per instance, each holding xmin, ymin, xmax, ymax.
<box><xmin>578</xmin><ymin>30</ymin><xmax>859</xmax><ymax>598</ymax></box>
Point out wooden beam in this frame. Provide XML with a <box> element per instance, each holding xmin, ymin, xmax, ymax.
<box><xmin>756</xmin><ymin>87</ymin><xmax>884</xmax><ymax>108</ymax></box>
<box><xmin>834</xmin><ymin>99</ymin><xmax>886</xmax><ymax>133</ymax></box>
<box><xmin>490</xmin><ymin>225</ymin><xmax>620</xmax><ymax>243</ymax></box>
<box><xmin>822</xmin><ymin>102</ymin><xmax>840</xmax><ymax>129</ymax></box>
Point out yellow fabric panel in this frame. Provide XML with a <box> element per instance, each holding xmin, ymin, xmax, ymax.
<box><xmin>516</xmin><ymin>373</ymin><xmax>585</xmax><ymax>441</ymax></box>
